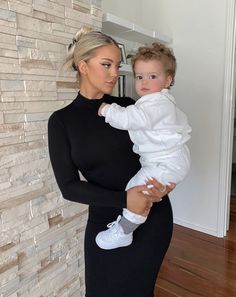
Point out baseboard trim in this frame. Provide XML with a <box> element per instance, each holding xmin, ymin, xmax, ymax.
<box><xmin>173</xmin><ymin>217</ymin><xmax>219</xmax><ymax>237</ymax></box>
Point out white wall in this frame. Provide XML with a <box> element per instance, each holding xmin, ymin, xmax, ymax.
<box><xmin>140</xmin><ymin>0</ymin><xmax>228</xmax><ymax>237</ymax></box>
<box><xmin>102</xmin><ymin>0</ymin><xmax>142</xmax><ymax>25</ymax></box>
<box><xmin>102</xmin><ymin>0</ymin><xmax>229</xmax><ymax>237</ymax></box>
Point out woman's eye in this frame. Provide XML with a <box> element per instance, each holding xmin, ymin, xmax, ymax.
<box><xmin>102</xmin><ymin>63</ymin><xmax>111</xmax><ymax>68</ymax></box>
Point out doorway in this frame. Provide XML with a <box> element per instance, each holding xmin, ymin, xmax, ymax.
<box><xmin>231</xmin><ymin>130</ymin><xmax>236</xmax><ymax>197</ymax></box>
<box><xmin>220</xmin><ymin>0</ymin><xmax>236</xmax><ymax>236</ymax></box>
<box><xmin>231</xmin><ymin>120</ymin><xmax>236</xmax><ymax>225</ymax></box>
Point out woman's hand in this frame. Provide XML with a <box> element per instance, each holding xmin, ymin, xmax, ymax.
<box><xmin>126</xmin><ymin>180</ymin><xmax>176</xmax><ymax>216</ymax></box>
<box><xmin>127</xmin><ymin>185</ymin><xmax>153</xmax><ymax>215</ymax></box>
<box><xmin>145</xmin><ymin>179</ymin><xmax>176</xmax><ymax>203</ymax></box>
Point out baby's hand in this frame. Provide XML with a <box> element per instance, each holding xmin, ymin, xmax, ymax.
<box><xmin>98</xmin><ymin>103</ymin><xmax>107</xmax><ymax>116</ymax></box>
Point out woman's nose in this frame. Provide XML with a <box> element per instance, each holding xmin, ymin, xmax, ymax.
<box><xmin>111</xmin><ymin>67</ymin><xmax>119</xmax><ymax>78</ymax></box>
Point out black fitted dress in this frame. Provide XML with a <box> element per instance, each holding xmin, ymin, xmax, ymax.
<box><xmin>48</xmin><ymin>93</ymin><xmax>173</xmax><ymax>297</ymax></box>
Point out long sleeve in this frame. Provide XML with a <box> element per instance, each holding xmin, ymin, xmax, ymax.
<box><xmin>101</xmin><ymin>92</ymin><xmax>191</xmax><ymax>137</ymax></box>
<box><xmin>48</xmin><ymin>112</ymin><xmax>127</xmax><ymax>208</ymax></box>
<box><xmin>101</xmin><ymin>91</ymin><xmax>179</xmax><ymax>131</ymax></box>
<box><xmin>101</xmin><ymin>102</ymin><xmax>152</xmax><ymax>130</ymax></box>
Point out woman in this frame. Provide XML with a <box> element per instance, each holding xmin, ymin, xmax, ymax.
<box><xmin>48</xmin><ymin>26</ymin><xmax>175</xmax><ymax>297</ymax></box>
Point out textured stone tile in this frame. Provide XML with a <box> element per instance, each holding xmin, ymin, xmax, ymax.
<box><xmin>25</xmin><ymin>112</ymin><xmax>51</xmax><ymax>122</ymax></box>
<box><xmin>24</xmin><ymin>100</ymin><xmax>64</xmax><ymax>113</ymax></box>
<box><xmin>90</xmin><ymin>5</ymin><xmax>102</xmax><ymax>17</ymax></box>
<box><xmin>20</xmin><ymin>221</ymin><xmax>49</xmax><ymax>242</ymax></box>
<box><xmin>75</xmin><ymin>0</ymin><xmax>91</xmax><ymax>5</ymax></box>
<box><xmin>0</xmin><ymin>19</ymin><xmax>17</xmax><ymax>29</ymax></box>
<box><xmin>73</xmin><ymin>1</ymin><xmax>90</xmax><ymax>14</ymax></box>
<box><xmin>4</xmin><ymin>113</ymin><xmax>25</xmax><ymax>124</ymax></box>
<box><xmin>24</xmin><ymin>81</ymin><xmax>57</xmax><ymax>92</ymax></box>
<box><xmin>0</xmin><ymin>32</ymin><xmax>15</xmax><ymax>45</ymax></box>
<box><xmin>0</xmin><ymin>8</ymin><xmax>16</xmax><ymax>22</ymax></box>
<box><xmin>52</xmin><ymin>22</ymin><xmax>65</xmax><ymax>32</ymax></box>
<box><xmin>0</xmin><ymin>1</ymin><xmax>9</xmax><ymax>10</ymax></box>
<box><xmin>0</xmin><ymin>182</ymin><xmax>48</xmax><ymax>207</ymax></box>
<box><xmin>8</xmin><ymin>1</ymin><xmax>32</xmax><ymax>15</ymax></box>
<box><xmin>36</xmin><ymin>38</ymin><xmax>66</xmax><ymax>52</ymax></box>
<box><xmin>0</xmin><ymin>180</ymin><xmax>11</xmax><ymax>190</ymax></box>
<box><xmin>0</xmin><ymin>63</ymin><xmax>22</xmax><ymax>74</ymax></box>
<box><xmin>1</xmin><ymin>202</ymin><xmax>31</xmax><ymax>224</ymax></box>
<box><xmin>50</xmin><ymin>0</ymin><xmax>72</xmax><ymax>6</ymax></box>
<box><xmin>0</xmin><ymin>48</ymin><xmax>18</xmax><ymax>58</ymax></box>
<box><xmin>1</xmin><ymin>80</ymin><xmax>25</xmax><ymax>91</ymax></box>
<box><xmin>0</xmin><ymin>111</ymin><xmax>3</xmax><ymax>124</ymax></box>
<box><xmin>20</xmin><ymin>58</ymin><xmax>54</xmax><ymax>69</ymax></box>
<box><xmin>0</xmin><ymin>24</ymin><xmax>17</xmax><ymax>35</ymax></box>
<box><xmin>17</xmin><ymin>14</ymin><xmax>52</xmax><ymax>34</ymax></box>
<box><xmin>33</xmin><ymin>1</ymin><xmax>64</xmax><ymax>18</ymax></box>
<box><xmin>16</xmin><ymin>36</ymin><xmax>36</xmax><ymax>48</ymax></box>
<box><xmin>0</xmin><ymin>1</ymin><xmax>102</xmax><ymax>296</ymax></box>
<box><xmin>91</xmin><ymin>0</ymin><xmax>101</xmax><ymax>7</ymax></box>
<box><xmin>0</xmin><ymin>41</ymin><xmax>17</xmax><ymax>51</ymax></box>
<box><xmin>21</xmin><ymin>67</ymin><xmax>57</xmax><ymax>76</ymax></box>
<box><xmin>0</xmin><ymin>134</ymin><xmax>24</xmax><ymax>146</ymax></box>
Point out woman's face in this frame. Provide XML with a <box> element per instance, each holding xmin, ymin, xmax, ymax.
<box><xmin>79</xmin><ymin>44</ymin><xmax>121</xmax><ymax>99</ymax></box>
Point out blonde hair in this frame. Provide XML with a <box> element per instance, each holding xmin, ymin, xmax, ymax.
<box><xmin>131</xmin><ymin>42</ymin><xmax>177</xmax><ymax>87</ymax></box>
<box><xmin>62</xmin><ymin>26</ymin><xmax>119</xmax><ymax>79</ymax></box>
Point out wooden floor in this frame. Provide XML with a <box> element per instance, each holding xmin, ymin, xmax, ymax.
<box><xmin>154</xmin><ymin>197</ymin><xmax>236</xmax><ymax>297</ymax></box>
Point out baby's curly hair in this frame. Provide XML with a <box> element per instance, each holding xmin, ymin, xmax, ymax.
<box><xmin>131</xmin><ymin>42</ymin><xmax>176</xmax><ymax>87</ymax></box>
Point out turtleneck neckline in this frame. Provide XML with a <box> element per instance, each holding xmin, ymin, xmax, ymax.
<box><xmin>73</xmin><ymin>92</ymin><xmax>106</xmax><ymax>108</ymax></box>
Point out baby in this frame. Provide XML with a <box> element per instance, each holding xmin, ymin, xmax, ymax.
<box><xmin>96</xmin><ymin>42</ymin><xmax>191</xmax><ymax>250</ymax></box>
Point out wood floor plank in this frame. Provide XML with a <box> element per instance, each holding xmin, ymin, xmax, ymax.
<box><xmin>155</xmin><ymin>198</ymin><xmax>236</xmax><ymax>297</ymax></box>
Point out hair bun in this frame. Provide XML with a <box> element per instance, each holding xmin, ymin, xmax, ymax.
<box><xmin>68</xmin><ymin>26</ymin><xmax>92</xmax><ymax>52</ymax></box>
<box><xmin>74</xmin><ymin>26</ymin><xmax>92</xmax><ymax>42</ymax></box>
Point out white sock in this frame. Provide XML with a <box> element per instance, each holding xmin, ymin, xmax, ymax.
<box><xmin>122</xmin><ymin>208</ymin><xmax>147</xmax><ymax>224</ymax></box>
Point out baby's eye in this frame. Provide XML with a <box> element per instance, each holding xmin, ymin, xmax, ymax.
<box><xmin>149</xmin><ymin>74</ymin><xmax>158</xmax><ymax>79</ymax></box>
<box><xmin>135</xmin><ymin>75</ymin><xmax>143</xmax><ymax>80</ymax></box>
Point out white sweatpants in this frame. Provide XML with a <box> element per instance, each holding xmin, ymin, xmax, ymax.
<box><xmin>123</xmin><ymin>146</ymin><xmax>190</xmax><ymax>223</ymax></box>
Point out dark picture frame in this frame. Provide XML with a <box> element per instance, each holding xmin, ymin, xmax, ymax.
<box><xmin>118</xmin><ymin>43</ymin><xmax>127</xmax><ymax>64</ymax></box>
<box><xmin>112</xmin><ymin>75</ymin><xmax>126</xmax><ymax>97</ymax></box>
<box><xmin>118</xmin><ymin>75</ymin><xmax>126</xmax><ymax>97</ymax></box>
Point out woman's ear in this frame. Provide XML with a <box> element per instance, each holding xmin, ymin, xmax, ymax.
<box><xmin>78</xmin><ymin>60</ymin><xmax>87</xmax><ymax>75</ymax></box>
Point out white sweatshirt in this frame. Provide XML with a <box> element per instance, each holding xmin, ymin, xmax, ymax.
<box><xmin>101</xmin><ymin>89</ymin><xmax>192</xmax><ymax>184</ymax></box>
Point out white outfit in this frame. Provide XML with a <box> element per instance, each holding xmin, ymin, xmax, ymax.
<box><xmin>96</xmin><ymin>89</ymin><xmax>191</xmax><ymax>249</ymax></box>
<box><xmin>101</xmin><ymin>89</ymin><xmax>191</xmax><ymax>191</ymax></box>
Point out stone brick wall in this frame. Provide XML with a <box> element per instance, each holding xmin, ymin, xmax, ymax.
<box><xmin>0</xmin><ymin>1</ymin><xmax>102</xmax><ymax>296</ymax></box>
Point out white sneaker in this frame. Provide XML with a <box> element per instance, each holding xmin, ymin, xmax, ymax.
<box><xmin>95</xmin><ymin>215</ymin><xmax>133</xmax><ymax>250</ymax></box>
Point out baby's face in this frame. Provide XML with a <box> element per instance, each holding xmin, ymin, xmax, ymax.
<box><xmin>134</xmin><ymin>60</ymin><xmax>172</xmax><ymax>97</ymax></box>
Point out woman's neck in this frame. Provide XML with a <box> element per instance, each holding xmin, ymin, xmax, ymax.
<box><xmin>79</xmin><ymin>86</ymin><xmax>104</xmax><ymax>100</ymax></box>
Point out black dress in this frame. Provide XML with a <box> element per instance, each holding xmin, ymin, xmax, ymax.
<box><xmin>48</xmin><ymin>93</ymin><xmax>173</xmax><ymax>297</ymax></box>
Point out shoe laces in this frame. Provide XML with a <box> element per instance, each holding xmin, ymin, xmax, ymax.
<box><xmin>106</xmin><ymin>215</ymin><xmax>122</xmax><ymax>233</ymax></box>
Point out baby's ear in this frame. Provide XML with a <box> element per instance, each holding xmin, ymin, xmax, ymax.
<box><xmin>166</xmin><ymin>75</ymin><xmax>172</xmax><ymax>88</ymax></box>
